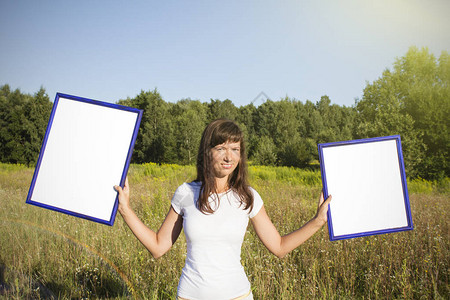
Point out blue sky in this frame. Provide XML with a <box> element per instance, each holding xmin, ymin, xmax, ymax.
<box><xmin>1</xmin><ymin>0</ymin><xmax>449</xmax><ymax>107</ymax></box>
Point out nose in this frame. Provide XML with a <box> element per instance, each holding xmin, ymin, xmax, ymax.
<box><xmin>223</xmin><ymin>149</ymin><xmax>231</xmax><ymax>162</ymax></box>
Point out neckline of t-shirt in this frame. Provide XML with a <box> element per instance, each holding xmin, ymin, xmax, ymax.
<box><xmin>189</xmin><ymin>181</ymin><xmax>232</xmax><ymax>196</ymax></box>
<box><xmin>216</xmin><ymin>189</ymin><xmax>231</xmax><ymax>196</ymax></box>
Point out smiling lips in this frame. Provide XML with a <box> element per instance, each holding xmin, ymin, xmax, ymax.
<box><xmin>221</xmin><ymin>163</ymin><xmax>233</xmax><ymax>169</ymax></box>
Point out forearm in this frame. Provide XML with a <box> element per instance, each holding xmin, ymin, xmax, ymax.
<box><xmin>278</xmin><ymin>217</ymin><xmax>324</xmax><ymax>258</ymax></box>
<box><xmin>119</xmin><ymin>206</ymin><xmax>166</xmax><ymax>259</ymax></box>
<box><xmin>115</xmin><ymin>179</ymin><xmax>180</xmax><ymax>259</ymax></box>
<box><xmin>252</xmin><ymin>206</ymin><xmax>328</xmax><ymax>259</ymax></box>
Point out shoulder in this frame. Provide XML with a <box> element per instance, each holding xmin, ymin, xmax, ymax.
<box><xmin>171</xmin><ymin>181</ymin><xmax>201</xmax><ymax>214</ymax></box>
<box><xmin>248</xmin><ymin>186</ymin><xmax>264</xmax><ymax>218</ymax></box>
<box><xmin>248</xmin><ymin>186</ymin><xmax>263</xmax><ymax>203</ymax></box>
<box><xmin>248</xmin><ymin>186</ymin><xmax>260</xmax><ymax>196</ymax></box>
<box><xmin>175</xmin><ymin>181</ymin><xmax>201</xmax><ymax>195</ymax></box>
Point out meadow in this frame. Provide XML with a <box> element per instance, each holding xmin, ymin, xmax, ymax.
<box><xmin>0</xmin><ymin>162</ymin><xmax>448</xmax><ymax>299</ymax></box>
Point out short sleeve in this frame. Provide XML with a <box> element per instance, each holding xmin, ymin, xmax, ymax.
<box><xmin>249</xmin><ymin>187</ymin><xmax>264</xmax><ymax>218</ymax></box>
<box><xmin>171</xmin><ymin>184</ymin><xmax>186</xmax><ymax>216</ymax></box>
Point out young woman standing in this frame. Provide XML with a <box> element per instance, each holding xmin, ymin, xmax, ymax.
<box><xmin>115</xmin><ymin>119</ymin><xmax>331</xmax><ymax>300</ymax></box>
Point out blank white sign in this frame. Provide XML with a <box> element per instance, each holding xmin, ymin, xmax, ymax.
<box><xmin>319</xmin><ymin>136</ymin><xmax>413</xmax><ymax>240</ymax></box>
<box><xmin>26</xmin><ymin>93</ymin><xmax>142</xmax><ymax>225</ymax></box>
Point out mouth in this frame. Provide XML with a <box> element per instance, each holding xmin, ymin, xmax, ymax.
<box><xmin>221</xmin><ymin>163</ymin><xmax>233</xmax><ymax>169</ymax></box>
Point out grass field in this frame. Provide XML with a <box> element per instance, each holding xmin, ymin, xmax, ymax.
<box><xmin>0</xmin><ymin>162</ymin><xmax>448</xmax><ymax>299</ymax></box>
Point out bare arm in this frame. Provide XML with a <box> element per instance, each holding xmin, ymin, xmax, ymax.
<box><xmin>251</xmin><ymin>192</ymin><xmax>332</xmax><ymax>258</ymax></box>
<box><xmin>114</xmin><ymin>178</ymin><xmax>183</xmax><ymax>259</ymax></box>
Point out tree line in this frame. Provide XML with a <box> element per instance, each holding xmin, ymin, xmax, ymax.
<box><xmin>1</xmin><ymin>47</ymin><xmax>448</xmax><ymax>180</ymax></box>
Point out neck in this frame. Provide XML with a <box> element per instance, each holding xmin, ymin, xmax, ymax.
<box><xmin>215</xmin><ymin>176</ymin><xmax>229</xmax><ymax>193</ymax></box>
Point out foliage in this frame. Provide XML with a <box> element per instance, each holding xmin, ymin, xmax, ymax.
<box><xmin>0</xmin><ymin>85</ymin><xmax>52</xmax><ymax>165</ymax></box>
<box><xmin>118</xmin><ymin>89</ymin><xmax>174</xmax><ymax>164</ymax></box>
<box><xmin>172</xmin><ymin>99</ymin><xmax>207</xmax><ymax>165</ymax></box>
<box><xmin>249</xmin><ymin>165</ymin><xmax>322</xmax><ymax>186</ymax></box>
<box><xmin>252</xmin><ymin>136</ymin><xmax>277</xmax><ymax>166</ymax></box>
<box><xmin>356</xmin><ymin>47</ymin><xmax>449</xmax><ymax>179</ymax></box>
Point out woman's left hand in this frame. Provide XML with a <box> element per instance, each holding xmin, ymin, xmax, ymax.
<box><xmin>314</xmin><ymin>192</ymin><xmax>332</xmax><ymax>225</ymax></box>
<box><xmin>114</xmin><ymin>177</ymin><xmax>131</xmax><ymax>213</ymax></box>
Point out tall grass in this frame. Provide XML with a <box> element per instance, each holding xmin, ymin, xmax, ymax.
<box><xmin>0</xmin><ymin>162</ymin><xmax>448</xmax><ymax>299</ymax></box>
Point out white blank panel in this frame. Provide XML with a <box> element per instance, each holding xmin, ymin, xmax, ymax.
<box><xmin>27</xmin><ymin>94</ymin><xmax>142</xmax><ymax>225</ymax></box>
<box><xmin>319</xmin><ymin>136</ymin><xmax>413</xmax><ymax>240</ymax></box>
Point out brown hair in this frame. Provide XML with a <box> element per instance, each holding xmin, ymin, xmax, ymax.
<box><xmin>195</xmin><ymin>119</ymin><xmax>253</xmax><ymax>214</ymax></box>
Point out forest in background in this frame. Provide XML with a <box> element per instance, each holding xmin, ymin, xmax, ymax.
<box><xmin>0</xmin><ymin>47</ymin><xmax>448</xmax><ymax>180</ymax></box>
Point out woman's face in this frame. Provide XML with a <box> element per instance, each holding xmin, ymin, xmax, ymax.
<box><xmin>210</xmin><ymin>141</ymin><xmax>241</xmax><ymax>179</ymax></box>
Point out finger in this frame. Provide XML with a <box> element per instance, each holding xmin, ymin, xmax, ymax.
<box><xmin>318</xmin><ymin>192</ymin><xmax>324</xmax><ymax>205</ymax></box>
<box><xmin>125</xmin><ymin>176</ymin><xmax>129</xmax><ymax>188</ymax></box>
<box><xmin>114</xmin><ymin>185</ymin><xmax>122</xmax><ymax>193</ymax></box>
<box><xmin>323</xmin><ymin>195</ymin><xmax>332</xmax><ymax>206</ymax></box>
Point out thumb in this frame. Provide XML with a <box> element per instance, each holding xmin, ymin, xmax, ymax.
<box><xmin>114</xmin><ymin>185</ymin><xmax>122</xmax><ymax>193</ymax></box>
<box><xmin>320</xmin><ymin>195</ymin><xmax>332</xmax><ymax>208</ymax></box>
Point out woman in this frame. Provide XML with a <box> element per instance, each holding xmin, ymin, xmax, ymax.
<box><xmin>115</xmin><ymin>119</ymin><xmax>331</xmax><ymax>300</ymax></box>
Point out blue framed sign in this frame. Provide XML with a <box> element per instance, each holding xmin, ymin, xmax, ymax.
<box><xmin>318</xmin><ymin>135</ymin><xmax>413</xmax><ymax>241</ymax></box>
<box><xmin>26</xmin><ymin>93</ymin><xmax>142</xmax><ymax>226</ymax></box>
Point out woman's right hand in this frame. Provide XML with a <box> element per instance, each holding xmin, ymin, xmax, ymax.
<box><xmin>114</xmin><ymin>176</ymin><xmax>131</xmax><ymax>213</ymax></box>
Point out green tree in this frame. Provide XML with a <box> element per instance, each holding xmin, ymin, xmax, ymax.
<box><xmin>315</xmin><ymin>95</ymin><xmax>355</xmax><ymax>143</ymax></box>
<box><xmin>252</xmin><ymin>135</ymin><xmax>277</xmax><ymax>165</ymax></box>
<box><xmin>0</xmin><ymin>85</ymin><xmax>52</xmax><ymax>165</ymax></box>
<box><xmin>0</xmin><ymin>85</ymin><xmax>11</xmax><ymax>162</ymax></box>
<box><xmin>356</xmin><ymin>47</ymin><xmax>449</xmax><ymax>179</ymax></box>
<box><xmin>292</xmin><ymin>100</ymin><xmax>318</xmax><ymax>165</ymax></box>
<box><xmin>251</xmin><ymin>98</ymin><xmax>312</xmax><ymax>167</ymax></box>
<box><xmin>252</xmin><ymin>100</ymin><xmax>277</xmax><ymax>140</ymax></box>
<box><xmin>207</xmin><ymin>99</ymin><xmax>238</xmax><ymax>122</ymax></box>
<box><xmin>393</xmin><ymin>47</ymin><xmax>449</xmax><ymax>178</ymax></box>
<box><xmin>271</xmin><ymin>99</ymin><xmax>303</xmax><ymax>166</ymax></box>
<box><xmin>356</xmin><ymin>76</ymin><xmax>424</xmax><ymax>177</ymax></box>
<box><xmin>21</xmin><ymin>87</ymin><xmax>53</xmax><ymax>164</ymax></box>
<box><xmin>172</xmin><ymin>99</ymin><xmax>207</xmax><ymax>164</ymax></box>
<box><xmin>118</xmin><ymin>89</ymin><xmax>174</xmax><ymax>163</ymax></box>
<box><xmin>236</xmin><ymin>103</ymin><xmax>256</xmax><ymax>157</ymax></box>
<box><xmin>302</xmin><ymin>100</ymin><xmax>324</xmax><ymax>142</ymax></box>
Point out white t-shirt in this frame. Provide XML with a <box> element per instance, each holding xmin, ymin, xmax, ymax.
<box><xmin>171</xmin><ymin>181</ymin><xmax>264</xmax><ymax>300</ymax></box>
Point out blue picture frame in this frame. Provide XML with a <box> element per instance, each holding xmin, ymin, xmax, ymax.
<box><xmin>26</xmin><ymin>93</ymin><xmax>142</xmax><ymax>226</ymax></box>
<box><xmin>318</xmin><ymin>135</ymin><xmax>413</xmax><ymax>241</ymax></box>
